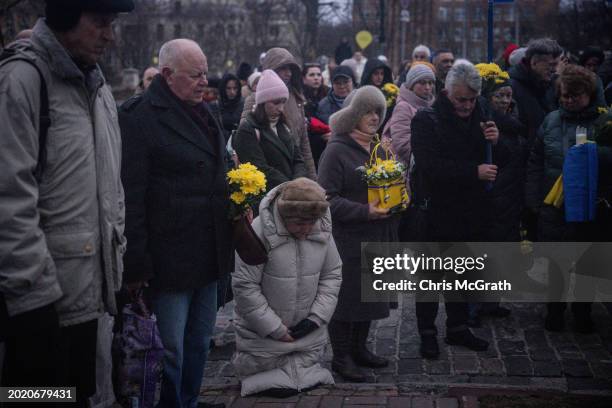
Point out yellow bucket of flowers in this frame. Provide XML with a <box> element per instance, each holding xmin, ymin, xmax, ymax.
<box><xmin>358</xmin><ymin>143</ymin><xmax>409</xmax><ymax>212</ymax></box>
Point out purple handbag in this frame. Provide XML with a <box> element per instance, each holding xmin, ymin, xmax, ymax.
<box><xmin>113</xmin><ymin>296</ymin><xmax>164</xmax><ymax>408</ymax></box>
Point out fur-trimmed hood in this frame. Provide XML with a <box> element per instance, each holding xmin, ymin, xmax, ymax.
<box><xmin>328</xmin><ymin>85</ymin><xmax>387</xmax><ymax>135</ymax></box>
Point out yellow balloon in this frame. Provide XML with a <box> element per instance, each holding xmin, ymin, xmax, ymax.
<box><xmin>355</xmin><ymin>31</ymin><xmax>373</xmax><ymax>50</ymax></box>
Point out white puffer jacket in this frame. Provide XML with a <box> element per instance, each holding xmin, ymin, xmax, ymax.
<box><xmin>232</xmin><ymin>183</ymin><xmax>342</xmax><ymax>396</ymax></box>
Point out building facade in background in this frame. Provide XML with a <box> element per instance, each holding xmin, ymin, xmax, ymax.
<box><xmin>353</xmin><ymin>0</ymin><xmax>560</xmax><ymax>73</ymax></box>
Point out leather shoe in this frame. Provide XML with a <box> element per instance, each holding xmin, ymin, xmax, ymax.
<box><xmin>352</xmin><ymin>348</ymin><xmax>388</xmax><ymax>368</ymax></box>
<box><xmin>445</xmin><ymin>329</ymin><xmax>489</xmax><ymax>351</ymax></box>
<box><xmin>331</xmin><ymin>354</ymin><xmax>366</xmax><ymax>382</ymax></box>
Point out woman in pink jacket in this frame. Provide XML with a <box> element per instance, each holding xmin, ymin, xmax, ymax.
<box><xmin>381</xmin><ymin>62</ymin><xmax>436</xmax><ymax>241</ymax></box>
<box><xmin>382</xmin><ymin>62</ymin><xmax>436</xmax><ymax>167</ymax></box>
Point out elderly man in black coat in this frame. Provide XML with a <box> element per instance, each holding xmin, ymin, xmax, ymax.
<box><xmin>119</xmin><ymin>39</ymin><xmax>231</xmax><ymax>408</ymax></box>
<box><xmin>410</xmin><ymin>60</ymin><xmax>502</xmax><ymax>360</ymax></box>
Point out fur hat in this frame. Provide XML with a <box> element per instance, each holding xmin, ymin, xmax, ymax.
<box><xmin>277</xmin><ymin>178</ymin><xmax>329</xmax><ymax>221</ymax></box>
<box><xmin>329</xmin><ymin>85</ymin><xmax>387</xmax><ymax>135</ymax></box>
<box><xmin>255</xmin><ymin>69</ymin><xmax>289</xmax><ymax>105</ymax></box>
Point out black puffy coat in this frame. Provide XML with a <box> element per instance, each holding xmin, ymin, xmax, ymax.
<box><xmin>211</xmin><ymin>73</ymin><xmax>244</xmax><ymax>140</ymax></box>
<box><xmin>119</xmin><ymin>77</ymin><xmax>234</xmax><ymax>290</ymax></box>
<box><xmin>411</xmin><ymin>93</ymin><xmax>509</xmax><ymax>241</ymax></box>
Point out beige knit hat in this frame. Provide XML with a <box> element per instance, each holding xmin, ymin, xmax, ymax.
<box><xmin>276</xmin><ymin>178</ymin><xmax>329</xmax><ymax>221</ymax></box>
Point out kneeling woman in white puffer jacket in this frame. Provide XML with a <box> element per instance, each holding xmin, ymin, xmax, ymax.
<box><xmin>232</xmin><ymin>178</ymin><xmax>343</xmax><ymax>397</ymax></box>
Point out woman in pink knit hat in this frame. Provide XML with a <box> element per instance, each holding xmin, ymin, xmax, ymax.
<box><xmin>233</xmin><ymin>69</ymin><xmax>309</xmax><ymax>196</ymax></box>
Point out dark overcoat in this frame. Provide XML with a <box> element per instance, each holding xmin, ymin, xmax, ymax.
<box><xmin>318</xmin><ymin>133</ymin><xmax>398</xmax><ymax>322</ymax></box>
<box><xmin>119</xmin><ymin>76</ymin><xmax>233</xmax><ymax>290</ymax></box>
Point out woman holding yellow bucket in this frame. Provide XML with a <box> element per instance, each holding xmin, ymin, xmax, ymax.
<box><xmin>318</xmin><ymin>86</ymin><xmax>401</xmax><ymax>382</ymax></box>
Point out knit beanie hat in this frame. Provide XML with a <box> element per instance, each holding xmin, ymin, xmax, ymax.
<box><xmin>255</xmin><ymin>69</ymin><xmax>289</xmax><ymax>105</ymax></box>
<box><xmin>509</xmin><ymin>48</ymin><xmax>526</xmax><ymax>66</ymax></box>
<box><xmin>247</xmin><ymin>72</ymin><xmax>261</xmax><ymax>89</ymax></box>
<box><xmin>276</xmin><ymin>178</ymin><xmax>329</xmax><ymax>221</ymax></box>
<box><xmin>404</xmin><ymin>64</ymin><xmax>435</xmax><ymax>90</ymax></box>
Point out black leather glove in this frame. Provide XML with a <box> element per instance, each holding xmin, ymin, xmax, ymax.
<box><xmin>289</xmin><ymin>318</ymin><xmax>319</xmax><ymax>340</ymax></box>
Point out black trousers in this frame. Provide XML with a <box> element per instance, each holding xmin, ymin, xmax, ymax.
<box><xmin>415</xmin><ymin>301</ymin><xmax>468</xmax><ymax>337</ymax></box>
<box><xmin>2</xmin><ymin>311</ymin><xmax>98</xmax><ymax>408</ymax></box>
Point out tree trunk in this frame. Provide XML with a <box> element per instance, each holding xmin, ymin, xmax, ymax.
<box><xmin>301</xmin><ymin>0</ymin><xmax>319</xmax><ymax>61</ymax></box>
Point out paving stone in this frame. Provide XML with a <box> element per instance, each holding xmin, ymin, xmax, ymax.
<box><xmin>528</xmin><ymin>377</ymin><xmax>567</xmax><ymax>391</ymax></box>
<box><xmin>561</xmin><ymin>359</ymin><xmax>593</xmax><ymax>378</ymax></box>
<box><xmin>253</xmin><ymin>403</ymin><xmax>296</xmax><ymax>408</ymax></box>
<box><xmin>460</xmin><ymin>396</ymin><xmax>479</xmax><ymax>408</ymax></box>
<box><xmin>399</xmin><ymin>344</ymin><xmax>422</xmax><ymax>359</ymax></box>
<box><xmin>320</xmin><ymin>395</ymin><xmax>343</xmax><ymax>408</ymax></box>
<box><xmin>435</xmin><ymin>398</ymin><xmax>458</xmax><ymax>408</ymax></box>
<box><xmin>412</xmin><ymin>396</ymin><xmax>434</xmax><ymax>408</ymax></box>
<box><xmin>529</xmin><ymin>347</ymin><xmax>557</xmax><ymax>361</ymax></box>
<box><xmin>498</xmin><ymin>340</ymin><xmax>526</xmax><ymax>355</ymax></box>
<box><xmin>591</xmin><ymin>361</ymin><xmax>612</xmax><ymax>379</ymax></box>
<box><xmin>376</xmin><ymin>340</ymin><xmax>397</xmax><ymax>357</ymax></box>
<box><xmin>377</xmin><ymin>327</ymin><xmax>397</xmax><ymax>340</ymax></box>
<box><xmin>503</xmin><ymin>356</ymin><xmax>533</xmax><ymax>376</ymax></box>
<box><xmin>547</xmin><ymin>332</ymin><xmax>575</xmax><ymax>346</ymax></box>
<box><xmin>524</xmin><ymin>329</ymin><xmax>549</xmax><ymax>347</ymax></box>
<box><xmin>388</xmin><ymin>397</ymin><xmax>412</xmax><ymax>408</ymax></box>
<box><xmin>256</xmin><ymin>395</ymin><xmax>300</xmax><ymax>403</ymax></box>
<box><xmin>453</xmin><ymin>356</ymin><xmax>479</xmax><ymax>374</ymax></box>
<box><xmin>398</xmin><ymin>358</ymin><xmax>424</xmax><ymax>375</ymax></box>
<box><xmin>533</xmin><ymin>360</ymin><xmax>562</xmax><ymax>377</ymax></box>
<box><xmin>305</xmin><ymin>388</ymin><xmax>329</xmax><ymax>396</ymax></box>
<box><xmin>343</xmin><ymin>396</ymin><xmax>388</xmax><ymax>405</ymax></box>
<box><xmin>294</xmin><ymin>396</ymin><xmax>320</xmax><ymax>408</ymax></box>
<box><xmin>376</xmin><ymin>389</ymin><xmax>399</xmax><ymax>396</ymax></box>
<box><xmin>556</xmin><ymin>343</ymin><xmax>580</xmax><ymax>353</ymax></box>
<box><xmin>425</xmin><ymin>360</ymin><xmax>451</xmax><ymax>375</ymax></box>
<box><xmin>480</xmin><ymin>358</ymin><xmax>504</xmax><ymax>376</ymax></box>
<box><xmin>213</xmin><ymin>396</ymin><xmax>237</xmax><ymax>406</ymax></box>
<box><xmin>566</xmin><ymin>377</ymin><xmax>612</xmax><ymax>391</ymax></box>
<box><xmin>230</xmin><ymin>398</ymin><xmax>257</xmax><ymax>408</ymax></box>
<box><xmin>468</xmin><ymin>376</ymin><xmax>530</xmax><ymax>386</ymax></box>
<box><xmin>583</xmin><ymin>347</ymin><xmax>611</xmax><ymax>361</ymax></box>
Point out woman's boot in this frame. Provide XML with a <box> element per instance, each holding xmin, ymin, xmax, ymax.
<box><xmin>329</xmin><ymin>320</ymin><xmax>366</xmax><ymax>382</ymax></box>
<box><xmin>351</xmin><ymin>321</ymin><xmax>388</xmax><ymax>368</ymax></box>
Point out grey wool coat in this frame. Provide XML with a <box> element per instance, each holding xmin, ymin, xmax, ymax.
<box><xmin>317</xmin><ymin>133</ymin><xmax>397</xmax><ymax>321</ymax></box>
<box><xmin>232</xmin><ymin>183</ymin><xmax>342</xmax><ymax>396</ymax></box>
<box><xmin>0</xmin><ymin>19</ymin><xmax>126</xmax><ymax>325</ymax></box>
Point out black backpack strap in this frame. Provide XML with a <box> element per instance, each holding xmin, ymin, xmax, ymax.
<box><xmin>0</xmin><ymin>53</ymin><xmax>50</xmax><ymax>182</ymax></box>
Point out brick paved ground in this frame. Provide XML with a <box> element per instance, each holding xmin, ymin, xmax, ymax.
<box><xmin>204</xmin><ymin>283</ymin><xmax>612</xmax><ymax>406</ymax></box>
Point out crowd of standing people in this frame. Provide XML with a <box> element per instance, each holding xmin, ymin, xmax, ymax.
<box><xmin>1</xmin><ymin>1</ymin><xmax>612</xmax><ymax>407</ymax></box>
